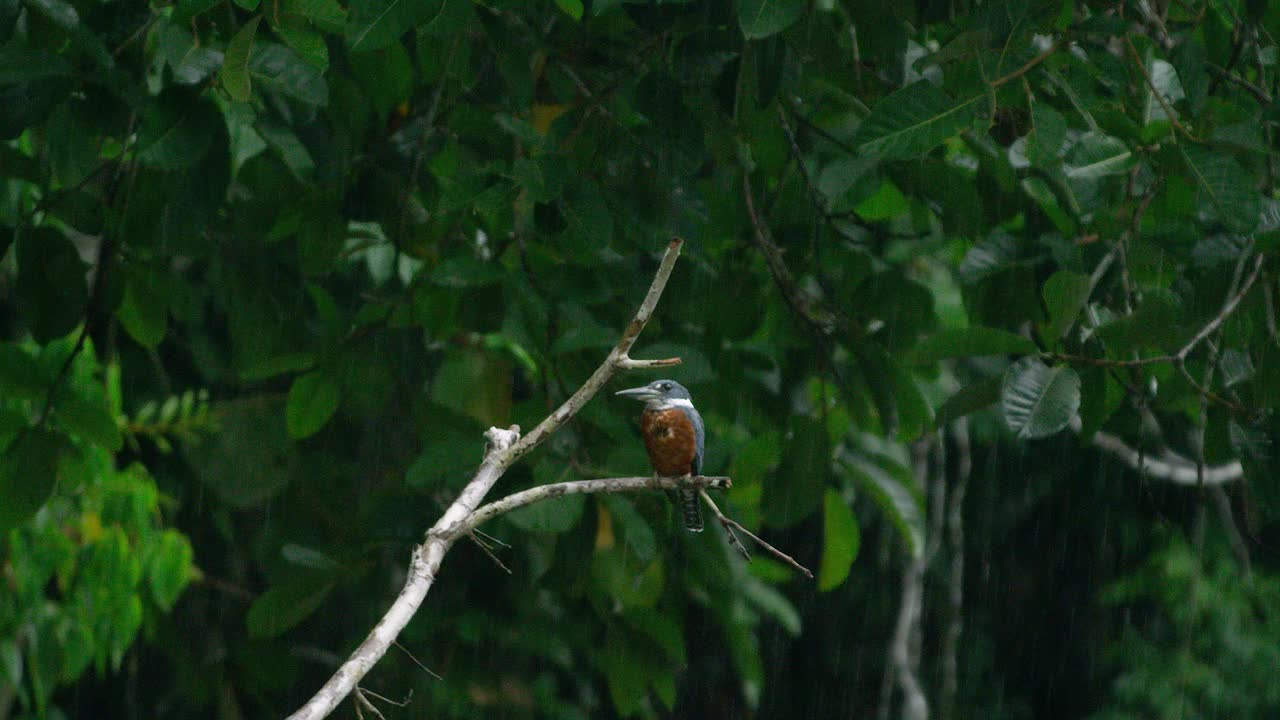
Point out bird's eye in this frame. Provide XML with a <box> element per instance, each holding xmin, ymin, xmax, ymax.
<box><xmin>661</xmin><ymin>383</ymin><xmax>671</xmax><ymax>391</ymax></box>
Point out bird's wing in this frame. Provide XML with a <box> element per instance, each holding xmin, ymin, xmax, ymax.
<box><xmin>680</xmin><ymin>405</ymin><xmax>705</xmax><ymax>475</ymax></box>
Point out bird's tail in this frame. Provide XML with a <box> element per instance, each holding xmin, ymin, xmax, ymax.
<box><xmin>679</xmin><ymin>488</ymin><xmax>704</xmax><ymax>532</ymax></box>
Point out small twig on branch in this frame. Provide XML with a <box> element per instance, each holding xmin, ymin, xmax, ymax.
<box><xmin>700</xmin><ymin>490</ymin><xmax>750</xmax><ymax>562</ymax></box>
<box><xmin>742</xmin><ymin>174</ymin><xmax>843</xmax><ymax>336</ymax></box>
<box><xmin>700</xmin><ymin>489</ymin><xmax>813</xmax><ymax>578</ymax></box>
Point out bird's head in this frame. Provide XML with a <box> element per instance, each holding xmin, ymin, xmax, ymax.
<box><xmin>614</xmin><ymin>379</ymin><xmax>692</xmax><ymax>409</ymax></box>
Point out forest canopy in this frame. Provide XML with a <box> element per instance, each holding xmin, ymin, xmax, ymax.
<box><xmin>3</xmin><ymin>0</ymin><xmax>1280</xmax><ymax>718</ymax></box>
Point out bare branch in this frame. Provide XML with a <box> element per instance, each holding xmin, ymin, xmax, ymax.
<box><xmin>701</xmin><ymin>490</ymin><xmax>814</xmax><ymax>578</ymax></box>
<box><xmin>287</xmin><ymin>239</ymin><xmax>686</xmax><ymax>720</ymax></box>
<box><xmin>464</xmin><ymin>476</ymin><xmax>732</xmax><ymax>532</ymax></box>
<box><xmin>1074</xmin><ymin>417</ymin><xmax>1244</xmax><ymax>486</ymax></box>
<box><xmin>615</xmin><ymin>356</ymin><xmax>682</xmax><ymax>369</ymax></box>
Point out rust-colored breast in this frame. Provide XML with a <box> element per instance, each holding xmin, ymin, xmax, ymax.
<box><xmin>640</xmin><ymin>408</ymin><xmax>697</xmax><ymax>476</ymax></box>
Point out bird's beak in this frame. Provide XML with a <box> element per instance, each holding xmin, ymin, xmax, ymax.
<box><xmin>615</xmin><ymin>386</ymin><xmax>656</xmax><ymax>401</ymax></box>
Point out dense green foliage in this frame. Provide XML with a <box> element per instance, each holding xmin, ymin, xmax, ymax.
<box><xmin>3</xmin><ymin>0</ymin><xmax>1280</xmax><ymax>717</ymax></box>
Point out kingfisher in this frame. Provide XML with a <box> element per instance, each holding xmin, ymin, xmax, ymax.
<box><xmin>615</xmin><ymin>379</ymin><xmax>705</xmax><ymax>532</ymax></box>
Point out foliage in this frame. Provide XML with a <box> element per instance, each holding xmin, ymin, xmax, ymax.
<box><xmin>1</xmin><ymin>0</ymin><xmax>1280</xmax><ymax>717</ymax></box>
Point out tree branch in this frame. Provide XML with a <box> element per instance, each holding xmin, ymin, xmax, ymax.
<box><xmin>1073</xmin><ymin>417</ymin><xmax>1244</xmax><ymax>486</ymax></box>
<box><xmin>287</xmin><ymin>238</ymin><xmax>687</xmax><ymax>720</ymax></box>
<box><xmin>463</xmin><ymin>475</ymin><xmax>731</xmax><ymax>532</ymax></box>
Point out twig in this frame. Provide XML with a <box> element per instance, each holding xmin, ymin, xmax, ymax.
<box><xmin>699</xmin><ymin>490</ymin><xmax>750</xmax><ymax>561</ymax></box>
<box><xmin>392</xmin><ymin>640</ymin><xmax>441</xmax><ymax>681</ymax></box>
<box><xmin>1125</xmin><ymin>36</ymin><xmax>1198</xmax><ymax>140</ymax></box>
<box><xmin>352</xmin><ymin>688</ymin><xmax>385</xmax><ymax>720</ymax></box>
<box><xmin>1207</xmin><ymin>63</ymin><xmax>1273</xmax><ymax>103</ymax></box>
<box><xmin>742</xmin><ymin>174</ymin><xmax>842</xmax><ymax>335</ymax></box>
<box><xmin>287</xmin><ymin>239</ymin><xmax>687</xmax><ymax>720</ymax></box>
<box><xmin>1051</xmin><ymin>252</ymin><xmax>1266</xmax><ymax>371</ymax></box>
<box><xmin>698</xmin><ymin>490</ymin><xmax>813</xmax><ymax>578</ymax></box>
<box><xmin>468</xmin><ymin>532</ymin><xmax>512</xmax><ymax>574</ymax></box>
<box><xmin>989</xmin><ymin>40</ymin><xmax>1061</xmax><ymax>88</ymax></box>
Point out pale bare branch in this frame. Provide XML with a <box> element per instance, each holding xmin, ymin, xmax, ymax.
<box><xmin>287</xmin><ymin>239</ymin><xmax>688</xmax><ymax>720</ymax></box>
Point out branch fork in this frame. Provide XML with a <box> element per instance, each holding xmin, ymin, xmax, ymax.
<box><xmin>288</xmin><ymin>238</ymin><xmax>785</xmax><ymax>720</ymax></box>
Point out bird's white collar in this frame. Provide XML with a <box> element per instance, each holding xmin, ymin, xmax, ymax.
<box><xmin>648</xmin><ymin>398</ymin><xmax>694</xmax><ymax>410</ymax></box>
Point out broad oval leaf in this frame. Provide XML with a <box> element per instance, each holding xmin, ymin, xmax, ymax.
<box><xmin>818</xmin><ymin>489</ymin><xmax>860</xmax><ymax>591</ymax></box>
<box><xmin>764</xmin><ymin>415</ymin><xmax>830</xmax><ymax>529</ymax></box>
<box><xmin>0</xmin><ymin>429</ymin><xmax>64</xmax><ymax>536</ymax></box>
<box><xmin>1064</xmin><ymin>133</ymin><xmax>1134</xmax><ymax>180</ymax></box>
<box><xmin>221</xmin><ymin>16</ymin><xmax>259</xmax><ymax>102</ymax></box>
<box><xmin>934</xmin><ymin>374</ymin><xmax>1002</xmax><ymax>428</ymax></box>
<box><xmin>841</xmin><ymin>450</ymin><xmax>923</xmax><ymax>558</ymax></box>
<box><xmin>286</xmin><ymin>371</ymin><xmax>340</xmax><ymax>439</ymax></box>
<box><xmin>247</xmin><ymin>576</ymin><xmax>335</xmax><ymax>638</ymax></box>
<box><xmin>1001</xmin><ymin>358</ymin><xmax>1080</xmax><ymax>439</ymax></box>
<box><xmin>738</xmin><ymin>0</ymin><xmax>804</xmax><ymax>39</ymax></box>
<box><xmin>852</xmin><ymin>81</ymin><xmax>983</xmax><ymax>161</ymax></box>
<box><xmin>1042</xmin><ymin>271</ymin><xmax>1092</xmax><ymax>343</ymax></box>
<box><xmin>1181</xmin><ymin>144</ymin><xmax>1261</xmax><ymax>234</ymax></box>
<box><xmin>909</xmin><ymin>327</ymin><xmax>1037</xmax><ymax>366</ymax></box>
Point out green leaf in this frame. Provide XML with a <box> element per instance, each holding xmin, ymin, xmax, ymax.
<box><xmin>602</xmin><ymin>495</ymin><xmax>656</xmax><ymax>563</ymax></box>
<box><xmin>222</xmin><ymin>16</ymin><xmax>260</xmax><ymax>102</ymax></box>
<box><xmin>818</xmin><ymin>489</ymin><xmax>859</xmax><ymax>591</ymax></box>
<box><xmin>15</xmin><ymin>228</ymin><xmax>87</xmax><ymax>344</ymax></box>
<box><xmin>282</xmin><ymin>0</ymin><xmax>347</xmax><ymax>32</ymax></box>
<box><xmin>246</xmin><ymin>576</ymin><xmax>335</xmax><ymax>638</ymax></box>
<box><xmin>742</xmin><ymin>578</ymin><xmax>802</xmax><ymax>635</ymax></box>
<box><xmin>1064</xmin><ymin>133</ymin><xmax>1135</xmax><ymax>180</ymax></box>
<box><xmin>1001</xmin><ymin>358</ymin><xmax>1080</xmax><ymax>439</ymax></box>
<box><xmin>764</xmin><ymin>415</ymin><xmax>829</xmax><ymax>529</ymax></box>
<box><xmin>909</xmin><ymin>327</ymin><xmax>1037</xmax><ymax>365</ymax></box>
<box><xmin>148</xmin><ymin>530</ymin><xmax>194</xmax><ymax>610</ymax></box>
<box><xmin>47</xmin><ymin>102</ymin><xmax>98</xmax><ymax>187</ymax></box>
<box><xmin>137</xmin><ymin>93</ymin><xmax>219</xmax><ymax>169</ymax></box>
<box><xmin>1041</xmin><ymin>271</ymin><xmax>1092</xmax><ymax>343</ymax></box>
<box><xmin>1181</xmin><ymin>144</ymin><xmax>1261</xmax><ymax>234</ymax></box>
<box><xmin>185</xmin><ymin>399</ymin><xmax>296</xmax><ymax>507</ymax></box>
<box><xmin>274</xmin><ymin>22</ymin><xmax>328</xmax><ymax>70</ymax></box>
<box><xmin>430</xmin><ymin>351</ymin><xmax>511</xmax><ymax>427</ymax></box>
<box><xmin>842</xmin><ymin>450</ymin><xmax>923</xmax><ymax>558</ymax></box>
<box><xmin>1026</xmin><ymin>103</ymin><xmax>1066</xmax><ymax>166</ymax></box>
<box><xmin>957</xmin><ymin>231</ymin><xmax>1019</xmax><ymax>284</ymax></box>
<box><xmin>346</xmin><ymin>0</ymin><xmax>446</xmax><ymax>52</ymax></box>
<box><xmin>55</xmin><ymin>389</ymin><xmax>122</xmax><ymax>451</ymax></box>
<box><xmin>738</xmin><ymin>0</ymin><xmax>804</xmax><ymax>39</ymax></box>
<box><xmin>0</xmin><ymin>47</ymin><xmax>71</xmax><ymax>84</ymax></box>
<box><xmin>22</xmin><ymin>0</ymin><xmax>77</xmax><ymax>29</ymax></box>
<box><xmin>117</xmin><ymin>268</ymin><xmax>168</xmax><ymax>349</ymax></box>
<box><xmin>934</xmin><ymin>374</ymin><xmax>1002</xmax><ymax>428</ymax></box>
<box><xmin>0</xmin><ymin>429</ymin><xmax>63</xmax><ymax>536</ymax></box>
<box><xmin>553</xmin><ymin>0</ymin><xmax>582</xmax><ymax>20</ymax></box>
<box><xmin>0</xmin><ymin>343</ymin><xmax>50</xmax><ymax>400</ymax></box>
<box><xmin>1094</xmin><ymin>291</ymin><xmax>1182</xmax><ymax>355</ymax></box>
<box><xmin>285</xmin><ymin>371</ymin><xmax>340</xmax><ymax>439</ymax></box>
<box><xmin>852</xmin><ymin>81</ymin><xmax>983</xmax><ymax>161</ymax></box>
<box><xmin>249</xmin><ymin>43</ymin><xmax>328</xmax><ymax>105</ymax></box>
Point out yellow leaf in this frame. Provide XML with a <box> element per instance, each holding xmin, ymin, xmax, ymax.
<box><xmin>595</xmin><ymin>500</ymin><xmax>615</xmax><ymax>550</ymax></box>
<box><xmin>531</xmin><ymin>103</ymin><xmax>570</xmax><ymax>136</ymax></box>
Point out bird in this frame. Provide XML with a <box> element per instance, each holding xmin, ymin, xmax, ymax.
<box><xmin>615</xmin><ymin>379</ymin><xmax>705</xmax><ymax>532</ymax></box>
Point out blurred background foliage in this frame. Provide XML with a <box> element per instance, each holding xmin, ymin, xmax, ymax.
<box><xmin>3</xmin><ymin>0</ymin><xmax>1280</xmax><ymax>717</ymax></box>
